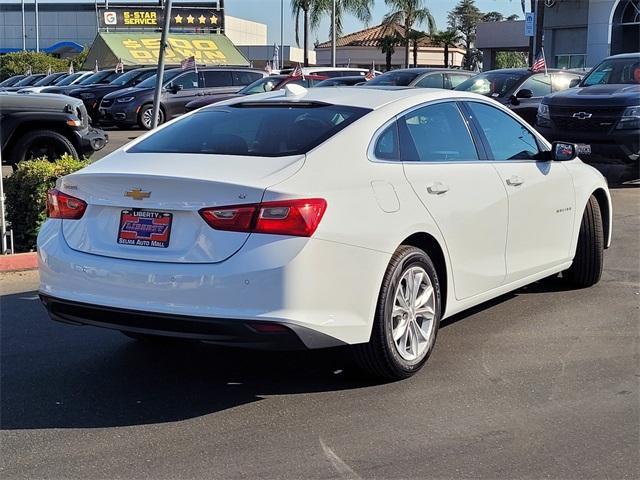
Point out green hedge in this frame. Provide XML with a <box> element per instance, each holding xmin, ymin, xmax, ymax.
<box><xmin>0</xmin><ymin>49</ymin><xmax>89</xmax><ymax>79</ymax></box>
<box><xmin>5</xmin><ymin>155</ymin><xmax>90</xmax><ymax>252</ymax></box>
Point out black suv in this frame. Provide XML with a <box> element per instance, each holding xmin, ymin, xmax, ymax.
<box><xmin>0</xmin><ymin>92</ymin><xmax>108</xmax><ymax>167</ymax></box>
<box><xmin>455</xmin><ymin>68</ymin><xmax>583</xmax><ymax>126</ymax></box>
<box><xmin>68</xmin><ymin>68</ymin><xmax>157</xmax><ymax>123</ymax></box>
<box><xmin>98</xmin><ymin>68</ymin><xmax>266</xmax><ymax>129</ymax></box>
<box><xmin>537</xmin><ymin>53</ymin><xmax>640</xmax><ymax>169</ymax></box>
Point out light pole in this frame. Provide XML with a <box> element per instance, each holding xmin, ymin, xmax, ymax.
<box><xmin>35</xmin><ymin>0</ymin><xmax>39</xmax><ymax>52</ymax></box>
<box><xmin>151</xmin><ymin>0</ymin><xmax>172</xmax><ymax>129</ymax></box>
<box><xmin>331</xmin><ymin>0</ymin><xmax>336</xmax><ymax>67</ymax></box>
<box><xmin>21</xmin><ymin>0</ymin><xmax>25</xmax><ymax>50</ymax></box>
<box><xmin>280</xmin><ymin>0</ymin><xmax>284</xmax><ymax>70</ymax></box>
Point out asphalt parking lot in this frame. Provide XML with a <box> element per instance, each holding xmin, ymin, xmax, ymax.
<box><xmin>1</xmin><ymin>187</ymin><xmax>638</xmax><ymax>479</ymax></box>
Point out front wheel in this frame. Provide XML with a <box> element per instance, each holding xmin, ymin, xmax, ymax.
<box><xmin>9</xmin><ymin>129</ymin><xmax>79</xmax><ymax>165</ymax></box>
<box><xmin>565</xmin><ymin>195</ymin><xmax>604</xmax><ymax>287</ymax></box>
<box><xmin>353</xmin><ymin>246</ymin><xmax>441</xmax><ymax>380</ymax></box>
<box><xmin>138</xmin><ymin>104</ymin><xmax>164</xmax><ymax>130</ymax></box>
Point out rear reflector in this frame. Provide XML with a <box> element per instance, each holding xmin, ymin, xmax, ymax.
<box><xmin>46</xmin><ymin>189</ymin><xmax>87</xmax><ymax>219</ymax></box>
<box><xmin>248</xmin><ymin>322</ymin><xmax>290</xmax><ymax>333</ymax></box>
<box><xmin>199</xmin><ymin>198</ymin><xmax>326</xmax><ymax>237</ymax></box>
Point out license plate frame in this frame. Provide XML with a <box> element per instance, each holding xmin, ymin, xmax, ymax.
<box><xmin>576</xmin><ymin>143</ymin><xmax>592</xmax><ymax>155</ymax></box>
<box><xmin>117</xmin><ymin>209</ymin><xmax>173</xmax><ymax>248</ymax></box>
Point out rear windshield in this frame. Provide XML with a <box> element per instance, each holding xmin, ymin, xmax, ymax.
<box><xmin>129</xmin><ymin>103</ymin><xmax>370</xmax><ymax>157</ymax></box>
<box><xmin>366</xmin><ymin>71</ymin><xmax>421</xmax><ymax>86</ymax></box>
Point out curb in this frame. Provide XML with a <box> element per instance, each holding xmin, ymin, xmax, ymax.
<box><xmin>0</xmin><ymin>252</ymin><xmax>38</xmax><ymax>272</ymax></box>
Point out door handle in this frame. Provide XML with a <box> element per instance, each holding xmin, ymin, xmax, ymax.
<box><xmin>506</xmin><ymin>175</ymin><xmax>524</xmax><ymax>186</ymax></box>
<box><xmin>427</xmin><ymin>182</ymin><xmax>450</xmax><ymax>195</ymax></box>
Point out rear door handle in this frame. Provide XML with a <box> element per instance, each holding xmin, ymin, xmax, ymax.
<box><xmin>427</xmin><ymin>182</ymin><xmax>450</xmax><ymax>195</ymax></box>
<box><xmin>506</xmin><ymin>175</ymin><xmax>524</xmax><ymax>186</ymax></box>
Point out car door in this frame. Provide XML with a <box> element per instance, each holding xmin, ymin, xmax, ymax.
<box><xmin>398</xmin><ymin>101</ymin><xmax>509</xmax><ymax>300</ymax></box>
<box><xmin>446</xmin><ymin>72</ymin><xmax>474</xmax><ymax>89</ymax></box>
<box><xmin>164</xmin><ymin>71</ymin><xmax>200</xmax><ymax>118</ymax></box>
<box><xmin>510</xmin><ymin>73</ymin><xmax>552</xmax><ymax>125</ymax></box>
<box><xmin>413</xmin><ymin>73</ymin><xmax>445</xmax><ymax>89</ymax></box>
<box><xmin>463</xmin><ymin>101</ymin><xmax>575</xmax><ymax>282</ymax></box>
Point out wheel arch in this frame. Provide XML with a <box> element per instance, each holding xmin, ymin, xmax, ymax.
<box><xmin>400</xmin><ymin>232</ymin><xmax>449</xmax><ymax>317</ymax></box>
<box><xmin>3</xmin><ymin>121</ymin><xmax>80</xmax><ymax>165</ymax></box>
<box><xmin>591</xmin><ymin>188</ymin><xmax>611</xmax><ymax>249</ymax></box>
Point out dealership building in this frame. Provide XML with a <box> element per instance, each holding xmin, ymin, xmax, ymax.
<box><xmin>477</xmin><ymin>0</ymin><xmax>639</xmax><ymax>70</ymax></box>
<box><xmin>0</xmin><ymin>0</ymin><xmax>315</xmax><ymax>66</ymax></box>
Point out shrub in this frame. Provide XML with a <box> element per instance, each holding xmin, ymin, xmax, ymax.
<box><xmin>5</xmin><ymin>154</ymin><xmax>90</xmax><ymax>252</ymax></box>
<box><xmin>0</xmin><ymin>49</ymin><xmax>89</xmax><ymax>79</ymax></box>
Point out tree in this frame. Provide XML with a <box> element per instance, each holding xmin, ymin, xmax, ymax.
<box><xmin>378</xmin><ymin>34</ymin><xmax>399</xmax><ymax>71</ymax></box>
<box><xmin>406</xmin><ymin>29</ymin><xmax>427</xmax><ymax>67</ymax></box>
<box><xmin>495</xmin><ymin>51</ymin><xmax>528</xmax><ymax>68</ymax></box>
<box><xmin>506</xmin><ymin>14</ymin><xmax>520</xmax><ymax>21</ymax></box>
<box><xmin>447</xmin><ymin>0</ymin><xmax>483</xmax><ymax>69</ymax></box>
<box><xmin>481</xmin><ymin>11</ymin><xmax>504</xmax><ymax>22</ymax></box>
<box><xmin>311</xmin><ymin>0</ymin><xmax>374</xmax><ymax>42</ymax></box>
<box><xmin>292</xmin><ymin>0</ymin><xmax>313</xmax><ymax>67</ymax></box>
<box><xmin>383</xmin><ymin>0</ymin><xmax>436</xmax><ymax>69</ymax></box>
<box><xmin>0</xmin><ymin>51</ymin><xmax>67</xmax><ymax>79</ymax></box>
<box><xmin>431</xmin><ymin>29</ymin><xmax>462</xmax><ymax>68</ymax></box>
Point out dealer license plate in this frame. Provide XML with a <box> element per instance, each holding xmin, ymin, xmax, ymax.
<box><xmin>117</xmin><ymin>210</ymin><xmax>172</xmax><ymax>248</ymax></box>
<box><xmin>576</xmin><ymin>144</ymin><xmax>592</xmax><ymax>155</ymax></box>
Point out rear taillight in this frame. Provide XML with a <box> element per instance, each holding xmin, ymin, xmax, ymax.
<box><xmin>46</xmin><ymin>189</ymin><xmax>87</xmax><ymax>219</ymax></box>
<box><xmin>199</xmin><ymin>198</ymin><xmax>327</xmax><ymax>237</ymax></box>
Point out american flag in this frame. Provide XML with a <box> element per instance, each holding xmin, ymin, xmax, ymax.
<box><xmin>115</xmin><ymin>59</ymin><xmax>124</xmax><ymax>73</ymax></box>
<box><xmin>272</xmin><ymin>43</ymin><xmax>279</xmax><ymax>70</ymax></box>
<box><xmin>290</xmin><ymin>63</ymin><xmax>304</xmax><ymax>79</ymax></box>
<box><xmin>68</xmin><ymin>62</ymin><xmax>74</xmax><ymax>75</ymax></box>
<box><xmin>25</xmin><ymin>66</ymin><xmax>32</xmax><ymax>75</ymax></box>
<box><xmin>265</xmin><ymin>61</ymin><xmax>272</xmax><ymax>74</ymax></box>
<box><xmin>94</xmin><ymin>60</ymin><xmax>99</xmax><ymax>73</ymax></box>
<box><xmin>181</xmin><ymin>56</ymin><xmax>197</xmax><ymax>72</ymax></box>
<box><xmin>47</xmin><ymin>65</ymin><xmax>52</xmax><ymax>75</ymax></box>
<box><xmin>365</xmin><ymin>61</ymin><xmax>375</xmax><ymax>81</ymax></box>
<box><xmin>531</xmin><ymin>49</ymin><xmax>547</xmax><ymax>73</ymax></box>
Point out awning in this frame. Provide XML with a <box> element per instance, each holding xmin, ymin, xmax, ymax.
<box><xmin>82</xmin><ymin>32</ymin><xmax>249</xmax><ymax>69</ymax></box>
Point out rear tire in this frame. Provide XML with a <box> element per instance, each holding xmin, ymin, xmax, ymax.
<box><xmin>566</xmin><ymin>195</ymin><xmax>604</xmax><ymax>287</ymax></box>
<box><xmin>9</xmin><ymin>129</ymin><xmax>79</xmax><ymax>165</ymax></box>
<box><xmin>353</xmin><ymin>246</ymin><xmax>441</xmax><ymax>380</ymax></box>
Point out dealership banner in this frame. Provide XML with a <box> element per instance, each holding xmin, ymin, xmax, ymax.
<box><xmin>99</xmin><ymin>6</ymin><xmax>224</xmax><ymax>32</ymax></box>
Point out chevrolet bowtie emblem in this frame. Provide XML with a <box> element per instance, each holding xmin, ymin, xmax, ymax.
<box><xmin>572</xmin><ymin>111</ymin><xmax>592</xmax><ymax>120</ymax></box>
<box><xmin>125</xmin><ymin>188</ymin><xmax>151</xmax><ymax>200</ymax></box>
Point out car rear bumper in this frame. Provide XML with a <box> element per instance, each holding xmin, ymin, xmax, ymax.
<box><xmin>37</xmin><ymin>219</ymin><xmax>390</xmax><ymax>348</ymax></box>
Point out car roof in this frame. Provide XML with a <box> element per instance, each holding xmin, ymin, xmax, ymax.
<box><xmin>221</xmin><ymin>85</ymin><xmax>489</xmax><ymax>111</ymax></box>
<box><xmin>483</xmin><ymin>68</ymin><xmax>576</xmax><ymax>75</ymax></box>
<box><xmin>605</xmin><ymin>52</ymin><xmax>640</xmax><ymax>60</ymax></box>
<box><xmin>383</xmin><ymin>68</ymin><xmax>473</xmax><ymax>74</ymax></box>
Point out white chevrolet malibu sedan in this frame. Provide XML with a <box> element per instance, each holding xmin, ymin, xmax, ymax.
<box><xmin>38</xmin><ymin>85</ymin><xmax>611</xmax><ymax>379</ymax></box>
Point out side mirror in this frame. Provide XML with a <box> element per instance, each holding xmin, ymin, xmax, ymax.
<box><xmin>516</xmin><ymin>88</ymin><xmax>533</xmax><ymax>99</ymax></box>
<box><xmin>167</xmin><ymin>83</ymin><xmax>183</xmax><ymax>94</ymax></box>
<box><xmin>552</xmin><ymin>141</ymin><xmax>578</xmax><ymax>161</ymax></box>
<box><xmin>569</xmin><ymin>78</ymin><xmax>581</xmax><ymax>88</ymax></box>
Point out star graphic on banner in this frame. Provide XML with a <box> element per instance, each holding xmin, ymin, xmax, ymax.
<box><xmin>174</xmin><ymin>14</ymin><xmax>183</xmax><ymax>23</ymax></box>
<box><xmin>198</xmin><ymin>15</ymin><xmax>206</xmax><ymax>24</ymax></box>
<box><xmin>210</xmin><ymin>15</ymin><xmax>218</xmax><ymax>25</ymax></box>
<box><xmin>186</xmin><ymin>14</ymin><xmax>195</xmax><ymax>24</ymax></box>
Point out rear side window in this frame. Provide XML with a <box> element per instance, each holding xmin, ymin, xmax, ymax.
<box><xmin>552</xmin><ymin>74</ymin><xmax>580</xmax><ymax>92</ymax></box>
<box><xmin>374</xmin><ymin>123</ymin><xmax>399</xmax><ymax>160</ymax></box>
<box><xmin>173</xmin><ymin>72</ymin><xmax>199</xmax><ymax>90</ymax></box>
<box><xmin>414</xmin><ymin>73</ymin><xmax>445</xmax><ymax>88</ymax></box>
<box><xmin>202</xmin><ymin>71</ymin><xmax>233</xmax><ymax>87</ymax></box>
<box><xmin>518</xmin><ymin>74</ymin><xmax>551</xmax><ymax>97</ymax></box>
<box><xmin>233</xmin><ymin>71</ymin><xmax>263</xmax><ymax>86</ymax></box>
<box><xmin>398</xmin><ymin>102</ymin><xmax>478</xmax><ymax>162</ymax></box>
<box><xmin>448</xmin><ymin>73</ymin><xmax>472</xmax><ymax>88</ymax></box>
<box><xmin>129</xmin><ymin>103</ymin><xmax>370</xmax><ymax>157</ymax></box>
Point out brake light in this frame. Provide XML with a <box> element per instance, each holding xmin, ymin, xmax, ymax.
<box><xmin>46</xmin><ymin>189</ymin><xmax>87</xmax><ymax>219</ymax></box>
<box><xmin>199</xmin><ymin>198</ymin><xmax>326</xmax><ymax>237</ymax></box>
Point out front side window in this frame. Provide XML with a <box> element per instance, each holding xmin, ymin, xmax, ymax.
<box><xmin>233</xmin><ymin>71</ymin><xmax>263</xmax><ymax>86</ymax></box>
<box><xmin>129</xmin><ymin>103</ymin><xmax>370</xmax><ymax>157</ymax></box>
<box><xmin>448</xmin><ymin>73</ymin><xmax>473</xmax><ymax>88</ymax></box>
<box><xmin>173</xmin><ymin>72</ymin><xmax>199</xmax><ymax>90</ymax></box>
<box><xmin>366</xmin><ymin>71</ymin><xmax>421</xmax><ymax>86</ymax></box>
<box><xmin>518</xmin><ymin>74</ymin><xmax>552</xmax><ymax>97</ymax></box>
<box><xmin>454</xmin><ymin>72</ymin><xmax>523</xmax><ymax>97</ymax></box>
<box><xmin>551</xmin><ymin>74</ymin><xmax>581</xmax><ymax>92</ymax></box>
<box><xmin>414</xmin><ymin>73</ymin><xmax>444</xmax><ymax>88</ymax></box>
<box><xmin>466</xmin><ymin>102</ymin><xmax>540</xmax><ymax>160</ymax></box>
<box><xmin>398</xmin><ymin>102</ymin><xmax>479</xmax><ymax>162</ymax></box>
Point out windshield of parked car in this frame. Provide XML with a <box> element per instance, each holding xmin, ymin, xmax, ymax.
<box><xmin>365</xmin><ymin>71</ymin><xmax>421</xmax><ymax>86</ymax></box>
<box><xmin>581</xmin><ymin>57</ymin><xmax>640</xmax><ymax>86</ymax></box>
<box><xmin>109</xmin><ymin>69</ymin><xmax>150</xmax><ymax>86</ymax></box>
<box><xmin>0</xmin><ymin>76</ymin><xmax>24</xmax><ymax>87</ymax></box>
<box><xmin>78</xmin><ymin>71</ymin><xmax>112</xmax><ymax>85</ymax></box>
<box><xmin>137</xmin><ymin>70</ymin><xmax>183</xmax><ymax>89</ymax></box>
<box><xmin>55</xmin><ymin>73</ymin><xmax>82</xmax><ymax>86</ymax></box>
<box><xmin>455</xmin><ymin>72</ymin><xmax>524</xmax><ymax>97</ymax></box>
<box><xmin>33</xmin><ymin>74</ymin><xmax>62</xmax><ymax>86</ymax></box>
<box><xmin>239</xmin><ymin>76</ymin><xmax>285</xmax><ymax>95</ymax></box>
<box><xmin>129</xmin><ymin>103</ymin><xmax>370</xmax><ymax>156</ymax></box>
<box><xmin>14</xmin><ymin>75</ymin><xmax>44</xmax><ymax>86</ymax></box>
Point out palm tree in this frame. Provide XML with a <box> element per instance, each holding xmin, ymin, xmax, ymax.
<box><xmin>378</xmin><ymin>34</ymin><xmax>399</xmax><ymax>71</ymax></box>
<box><xmin>406</xmin><ymin>29</ymin><xmax>426</xmax><ymax>67</ymax></box>
<box><xmin>292</xmin><ymin>0</ymin><xmax>312</xmax><ymax>67</ymax></box>
<box><xmin>431</xmin><ymin>29</ymin><xmax>462</xmax><ymax>68</ymax></box>
<box><xmin>311</xmin><ymin>0</ymin><xmax>374</xmax><ymax>42</ymax></box>
<box><xmin>382</xmin><ymin>0</ymin><xmax>436</xmax><ymax>68</ymax></box>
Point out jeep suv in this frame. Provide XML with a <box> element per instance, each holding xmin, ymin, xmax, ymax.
<box><xmin>537</xmin><ymin>53</ymin><xmax>640</xmax><ymax>170</ymax></box>
<box><xmin>0</xmin><ymin>92</ymin><xmax>108</xmax><ymax>167</ymax></box>
<box><xmin>98</xmin><ymin>68</ymin><xmax>266</xmax><ymax>129</ymax></box>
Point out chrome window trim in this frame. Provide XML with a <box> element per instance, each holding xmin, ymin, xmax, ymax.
<box><xmin>367</xmin><ymin>97</ymin><xmax>551</xmax><ymax>165</ymax></box>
